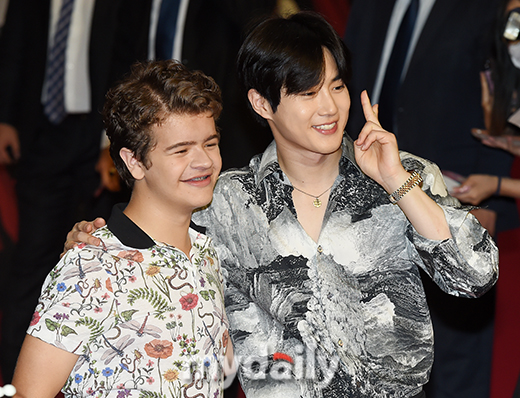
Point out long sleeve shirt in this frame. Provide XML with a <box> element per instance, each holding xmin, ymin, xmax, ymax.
<box><xmin>193</xmin><ymin>134</ymin><xmax>498</xmax><ymax>397</ymax></box>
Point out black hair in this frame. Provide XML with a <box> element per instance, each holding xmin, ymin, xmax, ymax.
<box><xmin>237</xmin><ymin>11</ymin><xmax>352</xmax><ymax>125</ymax></box>
<box><xmin>488</xmin><ymin>0</ymin><xmax>520</xmax><ymax>135</ymax></box>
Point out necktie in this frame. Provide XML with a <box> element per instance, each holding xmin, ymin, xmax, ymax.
<box><xmin>43</xmin><ymin>0</ymin><xmax>75</xmax><ymax>125</ymax></box>
<box><xmin>155</xmin><ymin>0</ymin><xmax>181</xmax><ymax>60</ymax></box>
<box><xmin>378</xmin><ymin>0</ymin><xmax>419</xmax><ymax>132</ymax></box>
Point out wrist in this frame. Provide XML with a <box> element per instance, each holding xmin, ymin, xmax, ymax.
<box><xmin>494</xmin><ymin>176</ymin><xmax>502</xmax><ymax>196</ymax></box>
<box><xmin>383</xmin><ymin>169</ymin><xmax>415</xmax><ymax>194</ymax></box>
<box><xmin>388</xmin><ymin>171</ymin><xmax>423</xmax><ymax>204</ymax></box>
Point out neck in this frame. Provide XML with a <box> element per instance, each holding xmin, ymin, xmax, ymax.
<box><xmin>123</xmin><ymin>194</ymin><xmax>193</xmax><ymax>256</ymax></box>
<box><xmin>277</xmin><ymin>145</ymin><xmax>342</xmax><ymax>191</ymax></box>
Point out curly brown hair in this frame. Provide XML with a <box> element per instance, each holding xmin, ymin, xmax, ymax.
<box><xmin>103</xmin><ymin>60</ymin><xmax>222</xmax><ymax>188</ymax></box>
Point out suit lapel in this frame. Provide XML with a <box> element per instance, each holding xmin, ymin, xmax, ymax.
<box><xmin>408</xmin><ymin>0</ymin><xmax>459</xmax><ymax>67</ymax></box>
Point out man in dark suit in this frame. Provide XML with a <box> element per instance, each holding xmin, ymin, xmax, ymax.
<box><xmin>0</xmin><ymin>0</ymin><xmax>133</xmax><ymax>382</ymax></box>
<box><xmin>344</xmin><ymin>0</ymin><xmax>516</xmax><ymax>397</ymax></box>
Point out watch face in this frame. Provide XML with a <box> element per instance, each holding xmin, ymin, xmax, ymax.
<box><xmin>504</xmin><ymin>8</ymin><xmax>520</xmax><ymax>41</ymax></box>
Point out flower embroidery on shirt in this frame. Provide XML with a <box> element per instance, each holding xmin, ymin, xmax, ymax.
<box><xmin>180</xmin><ymin>293</ymin><xmax>199</xmax><ymax>311</ymax></box>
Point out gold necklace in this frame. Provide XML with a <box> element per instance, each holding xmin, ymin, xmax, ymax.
<box><xmin>291</xmin><ymin>184</ymin><xmax>334</xmax><ymax>208</ymax></box>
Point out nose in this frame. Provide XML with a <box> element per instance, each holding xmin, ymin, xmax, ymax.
<box><xmin>318</xmin><ymin>88</ymin><xmax>339</xmax><ymax>116</ymax></box>
<box><xmin>191</xmin><ymin>145</ymin><xmax>215</xmax><ymax>169</ymax></box>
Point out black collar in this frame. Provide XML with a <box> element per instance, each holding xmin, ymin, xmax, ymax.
<box><xmin>107</xmin><ymin>203</ymin><xmax>206</xmax><ymax>249</ymax></box>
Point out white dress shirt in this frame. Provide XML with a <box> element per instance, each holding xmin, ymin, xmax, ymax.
<box><xmin>148</xmin><ymin>0</ymin><xmax>190</xmax><ymax>61</ymax></box>
<box><xmin>42</xmin><ymin>0</ymin><xmax>95</xmax><ymax>114</ymax></box>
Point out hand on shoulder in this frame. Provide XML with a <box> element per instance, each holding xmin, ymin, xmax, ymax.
<box><xmin>61</xmin><ymin>218</ymin><xmax>106</xmax><ymax>258</ymax></box>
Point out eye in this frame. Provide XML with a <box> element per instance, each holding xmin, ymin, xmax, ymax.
<box><xmin>205</xmin><ymin>139</ymin><xmax>219</xmax><ymax>148</ymax></box>
<box><xmin>174</xmin><ymin>148</ymin><xmax>188</xmax><ymax>155</ymax></box>
<box><xmin>300</xmin><ymin>91</ymin><xmax>317</xmax><ymax>97</ymax></box>
<box><xmin>333</xmin><ymin>83</ymin><xmax>345</xmax><ymax>91</ymax></box>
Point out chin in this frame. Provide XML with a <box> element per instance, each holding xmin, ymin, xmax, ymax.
<box><xmin>197</xmin><ymin>191</ymin><xmax>215</xmax><ymax>208</ymax></box>
<box><xmin>316</xmin><ymin>138</ymin><xmax>343</xmax><ymax>155</ymax></box>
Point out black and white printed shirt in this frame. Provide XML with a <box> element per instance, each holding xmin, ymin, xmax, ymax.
<box><xmin>193</xmin><ymin>134</ymin><xmax>498</xmax><ymax>398</ymax></box>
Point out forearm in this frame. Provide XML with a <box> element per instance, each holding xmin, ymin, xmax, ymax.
<box><xmin>410</xmin><ymin>205</ymin><xmax>498</xmax><ymax>298</ymax></box>
<box><xmin>385</xmin><ymin>170</ymin><xmax>451</xmax><ymax>241</ymax></box>
<box><xmin>397</xmin><ymin>186</ymin><xmax>451</xmax><ymax>241</ymax></box>
<box><xmin>498</xmin><ymin>177</ymin><xmax>520</xmax><ymax>199</ymax></box>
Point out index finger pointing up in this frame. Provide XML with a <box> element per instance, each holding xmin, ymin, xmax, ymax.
<box><xmin>361</xmin><ymin>90</ymin><xmax>381</xmax><ymax>126</ymax></box>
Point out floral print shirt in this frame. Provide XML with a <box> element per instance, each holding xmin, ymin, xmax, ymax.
<box><xmin>28</xmin><ymin>204</ymin><xmax>229</xmax><ymax>398</ymax></box>
<box><xmin>193</xmin><ymin>134</ymin><xmax>498</xmax><ymax>398</ymax></box>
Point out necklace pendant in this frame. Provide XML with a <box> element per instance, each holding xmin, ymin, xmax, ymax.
<box><xmin>313</xmin><ymin>198</ymin><xmax>322</xmax><ymax>208</ymax></box>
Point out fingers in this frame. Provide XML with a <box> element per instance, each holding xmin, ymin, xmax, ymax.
<box><xmin>357</xmin><ymin>91</ymin><xmax>387</xmax><ymax>147</ymax></box>
<box><xmin>482</xmin><ymin>136</ymin><xmax>508</xmax><ymax>151</ymax></box>
<box><xmin>61</xmin><ymin>231</ymin><xmax>101</xmax><ymax>258</ymax></box>
<box><xmin>356</xmin><ymin>128</ymin><xmax>395</xmax><ymax>151</ymax></box>
<box><xmin>373</xmin><ymin>103</ymin><xmax>379</xmax><ymax>119</ymax></box>
<box><xmin>361</xmin><ymin>90</ymin><xmax>380</xmax><ymax>126</ymax></box>
<box><xmin>93</xmin><ymin>217</ymin><xmax>107</xmax><ymax>229</ymax></box>
<box><xmin>451</xmin><ymin>175</ymin><xmax>496</xmax><ymax>205</ymax></box>
<box><xmin>471</xmin><ymin>128</ymin><xmax>490</xmax><ymax>139</ymax></box>
<box><xmin>503</xmin><ymin>136</ymin><xmax>520</xmax><ymax>156</ymax></box>
<box><xmin>451</xmin><ymin>184</ymin><xmax>470</xmax><ymax>194</ymax></box>
<box><xmin>61</xmin><ymin>219</ymin><xmax>106</xmax><ymax>258</ymax></box>
<box><xmin>356</xmin><ymin>115</ymin><xmax>397</xmax><ymax>151</ymax></box>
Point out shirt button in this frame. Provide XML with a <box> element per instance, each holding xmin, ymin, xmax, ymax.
<box><xmin>317</xmin><ymin>245</ymin><xmax>323</xmax><ymax>254</ymax></box>
<box><xmin>338</xmin><ymin>339</ymin><xmax>343</xmax><ymax>347</ymax></box>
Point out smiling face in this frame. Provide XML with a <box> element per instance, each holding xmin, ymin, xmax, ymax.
<box><xmin>127</xmin><ymin>112</ymin><xmax>222</xmax><ymax>215</ymax></box>
<box><xmin>260</xmin><ymin>49</ymin><xmax>350</xmax><ymax>158</ymax></box>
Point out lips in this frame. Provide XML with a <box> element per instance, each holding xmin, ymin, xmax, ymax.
<box><xmin>189</xmin><ymin>176</ymin><xmax>209</xmax><ymax>182</ymax></box>
<box><xmin>183</xmin><ymin>174</ymin><xmax>213</xmax><ymax>187</ymax></box>
<box><xmin>313</xmin><ymin>121</ymin><xmax>338</xmax><ymax>134</ymax></box>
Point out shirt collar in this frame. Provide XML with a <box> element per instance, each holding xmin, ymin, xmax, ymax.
<box><xmin>255</xmin><ymin>133</ymin><xmax>360</xmax><ymax>185</ymax></box>
<box><xmin>107</xmin><ymin>203</ymin><xmax>206</xmax><ymax>249</ymax></box>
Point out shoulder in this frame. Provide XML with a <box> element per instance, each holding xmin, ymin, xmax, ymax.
<box><xmin>215</xmin><ymin>162</ymin><xmax>258</xmax><ymax>191</ymax></box>
<box><xmin>61</xmin><ymin>226</ymin><xmax>130</xmax><ymax>267</ymax></box>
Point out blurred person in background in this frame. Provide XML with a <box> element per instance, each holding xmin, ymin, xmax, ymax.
<box><xmin>450</xmin><ymin>1</ymin><xmax>520</xmax><ymax>396</ymax></box>
<box><xmin>344</xmin><ymin>1</ymin><xmax>517</xmax><ymax>397</ymax></box>
<box><xmin>453</xmin><ymin>0</ymin><xmax>520</xmax><ymax>205</ymax></box>
<box><xmin>0</xmin><ymin>0</ymin><xmax>132</xmax><ymax>383</ymax></box>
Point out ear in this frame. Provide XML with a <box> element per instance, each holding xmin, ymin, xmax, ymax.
<box><xmin>120</xmin><ymin>148</ymin><xmax>145</xmax><ymax>181</ymax></box>
<box><xmin>248</xmin><ymin>89</ymin><xmax>274</xmax><ymax>121</ymax></box>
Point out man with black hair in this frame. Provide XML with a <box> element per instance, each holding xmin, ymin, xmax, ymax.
<box><xmin>66</xmin><ymin>12</ymin><xmax>498</xmax><ymax>397</ymax></box>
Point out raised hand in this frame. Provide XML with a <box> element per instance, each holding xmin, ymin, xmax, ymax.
<box><xmin>354</xmin><ymin>90</ymin><xmax>409</xmax><ymax>194</ymax></box>
<box><xmin>353</xmin><ymin>91</ymin><xmax>450</xmax><ymax>240</ymax></box>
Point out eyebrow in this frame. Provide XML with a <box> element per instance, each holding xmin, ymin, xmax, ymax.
<box><xmin>165</xmin><ymin>133</ymin><xmax>220</xmax><ymax>151</ymax></box>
